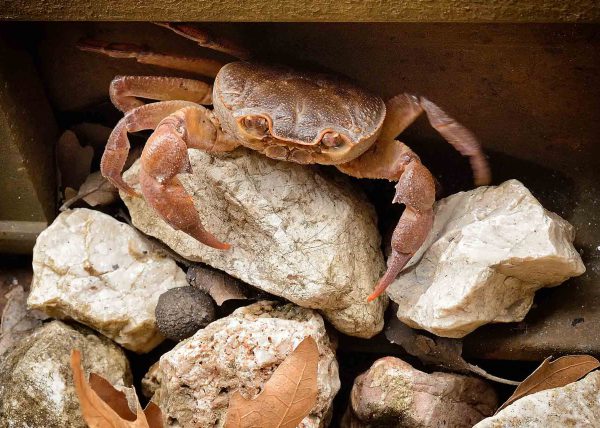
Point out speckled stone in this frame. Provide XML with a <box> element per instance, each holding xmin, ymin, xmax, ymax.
<box><xmin>0</xmin><ymin>321</ymin><xmax>131</xmax><ymax>428</ymax></box>
<box><xmin>28</xmin><ymin>208</ymin><xmax>188</xmax><ymax>352</ymax></box>
<box><xmin>343</xmin><ymin>357</ymin><xmax>497</xmax><ymax>428</ymax></box>
<box><xmin>149</xmin><ymin>301</ymin><xmax>340</xmax><ymax>427</ymax></box>
<box><xmin>388</xmin><ymin>180</ymin><xmax>586</xmax><ymax>338</ymax></box>
<box><xmin>122</xmin><ymin>148</ymin><xmax>387</xmax><ymax>339</ymax></box>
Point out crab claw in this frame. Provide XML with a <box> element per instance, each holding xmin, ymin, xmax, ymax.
<box><xmin>139</xmin><ymin>121</ymin><xmax>231</xmax><ymax>250</ymax></box>
<box><xmin>368</xmin><ymin>161</ymin><xmax>435</xmax><ymax>302</ymax></box>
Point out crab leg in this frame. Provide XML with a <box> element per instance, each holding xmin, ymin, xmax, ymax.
<box><xmin>382</xmin><ymin>94</ymin><xmax>491</xmax><ymax>186</ymax></box>
<box><xmin>154</xmin><ymin>22</ymin><xmax>250</xmax><ymax>59</ymax></box>
<box><xmin>139</xmin><ymin>105</ymin><xmax>239</xmax><ymax>249</ymax></box>
<box><xmin>337</xmin><ymin>140</ymin><xmax>436</xmax><ymax>302</ymax></box>
<box><xmin>78</xmin><ymin>39</ymin><xmax>226</xmax><ymax>77</ymax></box>
<box><xmin>109</xmin><ymin>76</ymin><xmax>213</xmax><ymax>113</ymax></box>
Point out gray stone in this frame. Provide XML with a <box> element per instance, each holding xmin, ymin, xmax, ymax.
<box><xmin>155</xmin><ymin>286</ymin><xmax>216</xmax><ymax>341</ymax></box>
<box><xmin>0</xmin><ymin>320</ymin><xmax>131</xmax><ymax>428</ymax></box>
<box><xmin>150</xmin><ymin>301</ymin><xmax>340</xmax><ymax>427</ymax></box>
<box><xmin>28</xmin><ymin>208</ymin><xmax>188</xmax><ymax>352</ymax></box>
<box><xmin>388</xmin><ymin>180</ymin><xmax>585</xmax><ymax>338</ymax></box>
<box><xmin>475</xmin><ymin>371</ymin><xmax>600</xmax><ymax>427</ymax></box>
<box><xmin>122</xmin><ymin>148</ymin><xmax>387</xmax><ymax>338</ymax></box>
<box><xmin>344</xmin><ymin>356</ymin><xmax>498</xmax><ymax>428</ymax></box>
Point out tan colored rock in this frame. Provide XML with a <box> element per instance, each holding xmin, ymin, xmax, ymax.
<box><xmin>28</xmin><ymin>208</ymin><xmax>187</xmax><ymax>352</ymax></box>
<box><xmin>344</xmin><ymin>357</ymin><xmax>497</xmax><ymax>428</ymax></box>
<box><xmin>388</xmin><ymin>180</ymin><xmax>586</xmax><ymax>338</ymax></box>
<box><xmin>475</xmin><ymin>371</ymin><xmax>600</xmax><ymax>427</ymax></box>
<box><xmin>0</xmin><ymin>321</ymin><xmax>131</xmax><ymax>428</ymax></box>
<box><xmin>122</xmin><ymin>148</ymin><xmax>386</xmax><ymax>338</ymax></box>
<box><xmin>150</xmin><ymin>301</ymin><xmax>340</xmax><ymax>427</ymax></box>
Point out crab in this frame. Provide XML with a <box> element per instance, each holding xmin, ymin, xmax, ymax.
<box><xmin>79</xmin><ymin>23</ymin><xmax>490</xmax><ymax>302</ymax></box>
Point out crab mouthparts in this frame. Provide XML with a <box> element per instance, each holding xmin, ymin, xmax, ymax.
<box><xmin>264</xmin><ymin>145</ymin><xmax>314</xmax><ymax>164</ymax></box>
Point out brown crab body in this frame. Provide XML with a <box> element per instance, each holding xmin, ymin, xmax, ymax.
<box><xmin>213</xmin><ymin>62</ymin><xmax>386</xmax><ymax>165</ymax></box>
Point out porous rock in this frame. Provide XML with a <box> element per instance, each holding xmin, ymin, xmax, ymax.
<box><xmin>149</xmin><ymin>300</ymin><xmax>340</xmax><ymax>427</ymax></box>
<box><xmin>0</xmin><ymin>320</ymin><xmax>131</xmax><ymax>428</ymax></box>
<box><xmin>474</xmin><ymin>371</ymin><xmax>600</xmax><ymax>427</ymax></box>
<box><xmin>155</xmin><ymin>286</ymin><xmax>216</xmax><ymax>341</ymax></box>
<box><xmin>28</xmin><ymin>208</ymin><xmax>188</xmax><ymax>352</ymax></box>
<box><xmin>343</xmin><ymin>356</ymin><xmax>497</xmax><ymax>428</ymax></box>
<box><xmin>388</xmin><ymin>180</ymin><xmax>586</xmax><ymax>338</ymax></box>
<box><xmin>121</xmin><ymin>148</ymin><xmax>386</xmax><ymax>338</ymax></box>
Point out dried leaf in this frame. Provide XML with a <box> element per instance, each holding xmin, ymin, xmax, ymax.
<box><xmin>57</xmin><ymin>130</ymin><xmax>94</xmax><ymax>190</ymax></box>
<box><xmin>60</xmin><ymin>171</ymin><xmax>118</xmax><ymax>210</ymax></box>
<box><xmin>0</xmin><ymin>286</ymin><xmax>47</xmax><ymax>355</ymax></box>
<box><xmin>497</xmin><ymin>355</ymin><xmax>600</xmax><ymax>412</ymax></box>
<box><xmin>224</xmin><ymin>336</ymin><xmax>319</xmax><ymax>428</ymax></box>
<box><xmin>70</xmin><ymin>349</ymin><xmax>163</xmax><ymax>427</ymax></box>
<box><xmin>385</xmin><ymin>316</ymin><xmax>519</xmax><ymax>385</ymax></box>
<box><xmin>187</xmin><ymin>265</ymin><xmax>248</xmax><ymax>305</ymax></box>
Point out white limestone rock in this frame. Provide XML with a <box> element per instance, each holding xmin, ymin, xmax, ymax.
<box><xmin>0</xmin><ymin>320</ymin><xmax>131</xmax><ymax>428</ymax></box>
<box><xmin>343</xmin><ymin>356</ymin><xmax>498</xmax><ymax>428</ymax></box>
<box><xmin>475</xmin><ymin>371</ymin><xmax>600</xmax><ymax>427</ymax></box>
<box><xmin>28</xmin><ymin>208</ymin><xmax>188</xmax><ymax>352</ymax></box>
<box><xmin>150</xmin><ymin>301</ymin><xmax>340</xmax><ymax>427</ymax></box>
<box><xmin>121</xmin><ymin>148</ymin><xmax>386</xmax><ymax>338</ymax></box>
<box><xmin>388</xmin><ymin>180</ymin><xmax>586</xmax><ymax>338</ymax></box>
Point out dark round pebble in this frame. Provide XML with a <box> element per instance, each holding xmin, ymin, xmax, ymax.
<box><xmin>155</xmin><ymin>286</ymin><xmax>216</xmax><ymax>341</ymax></box>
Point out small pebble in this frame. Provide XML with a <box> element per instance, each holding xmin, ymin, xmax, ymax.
<box><xmin>155</xmin><ymin>286</ymin><xmax>216</xmax><ymax>341</ymax></box>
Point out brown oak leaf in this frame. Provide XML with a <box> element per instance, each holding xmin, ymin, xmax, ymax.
<box><xmin>224</xmin><ymin>336</ymin><xmax>319</xmax><ymax>428</ymax></box>
<box><xmin>70</xmin><ymin>349</ymin><xmax>164</xmax><ymax>427</ymax></box>
<box><xmin>497</xmin><ymin>354</ymin><xmax>600</xmax><ymax>412</ymax></box>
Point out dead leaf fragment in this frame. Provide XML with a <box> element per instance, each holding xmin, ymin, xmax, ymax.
<box><xmin>497</xmin><ymin>354</ymin><xmax>600</xmax><ymax>412</ymax></box>
<box><xmin>60</xmin><ymin>171</ymin><xmax>118</xmax><ymax>210</ymax></box>
<box><xmin>386</xmin><ymin>316</ymin><xmax>518</xmax><ymax>385</ymax></box>
<box><xmin>70</xmin><ymin>349</ymin><xmax>163</xmax><ymax>428</ymax></box>
<box><xmin>187</xmin><ymin>265</ymin><xmax>248</xmax><ymax>305</ymax></box>
<box><xmin>57</xmin><ymin>130</ymin><xmax>94</xmax><ymax>190</ymax></box>
<box><xmin>224</xmin><ymin>336</ymin><xmax>319</xmax><ymax>428</ymax></box>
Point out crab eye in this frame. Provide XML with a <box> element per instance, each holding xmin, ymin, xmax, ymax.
<box><xmin>242</xmin><ymin>115</ymin><xmax>269</xmax><ymax>136</ymax></box>
<box><xmin>321</xmin><ymin>132</ymin><xmax>343</xmax><ymax>148</ymax></box>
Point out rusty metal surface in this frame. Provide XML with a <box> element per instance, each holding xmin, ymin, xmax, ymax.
<box><xmin>1</xmin><ymin>0</ymin><xmax>599</xmax><ymax>22</ymax></box>
<box><xmin>11</xmin><ymin>22</ymin><xmax>600</xmax><ymax>359</ymax></box>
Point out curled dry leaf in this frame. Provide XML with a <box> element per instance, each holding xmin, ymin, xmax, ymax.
<box><xmin>57</xmin><ymin>130</ymin><xmax>94</xmax><ymax>191</ymax></box>
<box><xmin>70</xmin><ymin>349</ymin><xmax>164</xmax><ymax>428</ymax></box>
<box><xmin>386</xmin><ymin>316</ymin><xmax>519</xmax><ymax>385</ymax></box>
<box><xmin>497</xmin><ymin>354</ymin><xmax>600</xmax><ymax>412</ymax></box>
<box><xmin>224</xmin><ymin>336</ymin><xmax>319</xmax><ymax>428</ymax></box>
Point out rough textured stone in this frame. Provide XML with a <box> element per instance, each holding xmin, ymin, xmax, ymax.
<box><xmin>388</xmin><ymin>180</ymin><xmax>586</xmax><ymax>338</ymax></box>
<box><xmin>344</xmin><ymin>357</ymin><xmax>497</xmax><ymax>428</ymax></box>
<box><xmin>122</xmin><ymin>148</ymin><xmax>386</xmax><ymax>338</ymax></box>
<box><xmin>155</xmin><ymin>286</ymin><xmax>216</xmax><ymax>341</ymax></box>
<box><xmin>475</xmin><ymin>371</ymin><xmax>600</xmax><ymax>427</ymax></box>
<box><xmin>28</xmin><ymin>208</ymin><xmax>188</xmax><ymax>352</ymax></box>
<box><xmin>0</xmin><ymin>320</ymin><xmax>131</xmax><ymax>428</ymax></box>
<box><xmin>149</xmin><ymin>301</ymin><xmax>340</xmax><ymax>427</ymax></box>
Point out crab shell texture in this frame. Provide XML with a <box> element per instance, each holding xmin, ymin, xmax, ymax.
<box><xmin>213</xmin><ymin>61</ymin><xmax>387</xmax><ymax>165</ymax></box>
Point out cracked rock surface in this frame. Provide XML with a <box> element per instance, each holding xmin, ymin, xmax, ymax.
<box><xmin>342</xmin><ymin>356</ymin><xmax>497</xmax><ymax>428</ymax></box>
<box><xmin>122</xmin><ymin>148</ymin><xmax>386</xmax><ymax>338</ymax></box>
<box><xmin>0</xmin><ymin>320</ymin><xmax>131</xmax><ymax>428</ymax></box>
<box><xmin>148</xmin><ymin>301</ymin><xmax>340</xmax><ymax>427</ymax></box>
<box><xmin>28</xmin><ymin>208</ymin><xmax>187</xmax><ymax>352</ymax></box>
<box><xmin>388</xmin><ymin>180</ymin><xmax>586</xmax><ymax>338</ymax></box>
<box><xmin>475</xmin><ymin>371</ymin><xmax>600</xmax><ymax>427</ymax></box>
